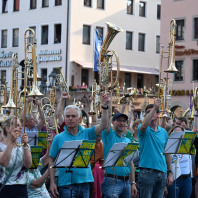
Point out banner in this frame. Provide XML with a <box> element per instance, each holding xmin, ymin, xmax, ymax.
<box><xmin>94</xmin><ymin>29</ymin><xmax>103</xmax><ymax>72</ymax></box>
<box><xmin>31</xmin><ymin>146</ymin><xmax>43</xmax><ymax>169</ymax></box>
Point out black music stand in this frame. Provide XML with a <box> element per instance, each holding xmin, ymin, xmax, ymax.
<box><xmin>102</xmin><ymin>142</ymin><xmax>139</xmax><ymax>198</ymax></box>
<box><xmin>52</xmin><ymin>140</ymin><xmax>96</xmax><ymax>197</ymax></box>
<box><xmin>27</xmin><ymin>131</ymin><xmax>38</xmax><ymax>146</ymax></box>
<box><xmin>164</xmin><ymin>131</ymin><xmax>196</xmax><ymax>198</ymax></box>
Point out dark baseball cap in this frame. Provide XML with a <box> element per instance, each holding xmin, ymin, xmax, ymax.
<box><xmin>112</xmin><ymin>113</ymin><xmax>128</xmax><ymax>121</ymax></box>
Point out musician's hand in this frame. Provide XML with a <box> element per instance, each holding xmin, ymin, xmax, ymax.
<box><xmin>21</xmin><ymin>133</ymin><xmax>28</xmax><ymax>146</ymax></box>
<box><xmin>61</xmin><ymin>92</ymin><xmax>70</xmax><ymax>99</ymax></box>
<box><xmin>154</xmin><ymin>98</ymin><xmax>161</xmax><ymax>109</ymax></box>
<box><xmin>101</xmin><ymin>92</ymin><xmax>110</xmax><ymax>106</ymax></box>
<box><xmin>131</xmin><ymin>184</ymin><xmax>137</xmax><ymax>198</ymax></box>
<box><xmin>50</xmin><ymin>182</ymin><xmax>59</xmax><ymax>198</ymax></box>
<box><xmin>47</xmin><ymin>132</ymin><xmax>53</xmax><ymax>143</ymax></box>
<box><xmin>27</xmin><ymin>96</ymin><xmax>33</xmax><ymax>104</ymax></box>
<box><xmin>166</xmin><ymin>172</ymin><xmax>174</xmax><ymax>187</ymax></box>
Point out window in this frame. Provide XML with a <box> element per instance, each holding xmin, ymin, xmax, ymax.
<box><xmin>125</xmin><ymin>73</ymin><xmax>131</xmax><ymax>88</ymax></box>
<box><xmin>176</xmin><ymin>19</ymin><xmax>185</xmax><ymax>40</ymax></box>
<box><xmin>83</xmin><ymin>25</ymin><xmax>91</xmax><ymax>45</ymax></box>
<box><xmin>193</xmin><ymin>59</ymin><xmax>198</xmax><ymax>81</ymax></box>
<box><xmin>126</xmin><ymin>31</ymin><xmax>133</xmax><ymax>50</ymax></box>
<box><xmin>194</xmin><ymin>17</ymin><xmax>198</xmax><ymax>39</ymax></box>
<box><xmin>174</xmin><ymin>60</ymin><xmax>184</xmax><ymax>81</ymax></box>
<box><xmin>42</xmin><ymin>0</ymin><xmax>49</xmax><ymax>7</ymax></box>
<box><xmin>157</xmin><ymin>4</ymin><xmax>161</xmax><ymax>20</ymax></box>
<box><xmin>54</xmin><ymin>24</ymin><xmax>61</xmax><ymax>43</ymax></box>
<box><xmin>84</xmin><ymin>0</ymin><xmax>91</xmax><ymax>7</ymax></box>
<box><xmin>13</xmin><ymin>28</ymin><xmax>19</xmax><ymax>47</ymax></box>
<box><xmin>81</xmin><ymin>69</ymin><xmax>89</xmax><ymax>86</ymax></box>
<box><xmin>156</xmin><ymin>36</ymin><xmax>160</xmax><ymax>53</ymax></box>
<box><xmin>13</xmin><ymin>0</ymin><xmax>20</xmax><ymax>11</ymax></box>
<box><xmin>97</xmin><ymin>0</ymin><xmax>104</xmax><ymax>9</ymax></box>
<box><xmin>2</xmin><ymin>0</ymin><xmax>8</xmax><ymax>13</ymax></box>
<box><xmin>96</xmin><ymin>26</ymin><xmax>103</xmax><ymax>37</ymax></box>
<box><xmin>55</xmin><ymin>0</ymin><xmax>62</xmax><ymax>6</ymax></box>
<box><xmin>138</xmin><ymin>33</ymin><xmax>145</xmax><ymax>52</ymax></box>
<box><xmin>137</xmin><ymin>74</ymin><xmax>144</xmax><ymax>89</ymax></box>
<box><xmin>29</xmin><ymin>26</ymin><xmax>36</xmax><ymax>44</ymax></box>
<box><xmin>127</xmin><ymin>0</ymin><xmax>134</xmax><ymax>15</ymax></box>
<box><xmin>1</xmin><ymin>71</ymin><xmax>6</xmax><ymax>85</ymax></box>
<box><xmin>139</xmin><ymin>1</ymin><xmax>146</xmax><ymax>17</ymax></box>
<box><xmin>1</xmin><ymin>30</ymin><xmax>7</xmax><ymax>48</ymax></box>
<box><xmin>41</xmin><ymin>25</ymin><xmax>48</xmax><ymax>45</ymax></box>
<box><xmin>30</xmin><ymin>0</ymin><xmax>37</xmax><ymax>9</ymax></box>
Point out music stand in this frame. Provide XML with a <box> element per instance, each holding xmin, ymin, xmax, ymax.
<box><xmin>27</xmin><ymin>131</ymin><xmax>38</xmax><ymax>146</ymax></box>
<box><xmin>52</xmin><ymin>140</ymin><xmax>96</xmax><ymax>197</ymax></box>
<box><xmin>164</xmin><ymin>131</ymin><xmax>196</xmax><ymax>198</ymax></box>
<box><xmin>102</xmin><ymin>142</ymin><xmax>139</xmax><ymax>197</ymax></box>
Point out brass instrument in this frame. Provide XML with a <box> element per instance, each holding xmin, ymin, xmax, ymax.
<box><xmin>164</xmin><ymin>19</ymin><xmax>178</xmax><ymax>73</ymax></box>
<box><xmin>98</xmin><ymin>22</ymin><xmax>123</xmax><ymax>93</ymax></box>
<box><xmin>55</xmin><ymin>67</ymin><xmax>69</xmax><ymax>94</ymax></box>
<box><xmin>0</xmin><ymin>84</ymin><xmax>7</xmax><ymax>111</ymax></box>
<box><xmin>193</xmin><ymin>87</ymin><xmax>198</xmax><ymax>111</ymax></box>
<box><xmin>2</xmin><ymin>54</ymin><xmax>18</xmax><ymax>110</ymax></box>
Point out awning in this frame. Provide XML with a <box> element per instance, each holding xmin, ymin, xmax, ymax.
<box><xmin>73</xmin><ymin>60</ymin><xmax>159</xmax><ymax>75</ymax></box>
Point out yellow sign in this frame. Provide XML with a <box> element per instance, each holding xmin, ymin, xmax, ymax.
<box><xmin>31</xmin><ymin>146</ymin><xmax>43</xmax><ymax>169</ymax></box>
<box><xmin>38</xmin><ymin>131</ymin><xmax>47</xmax><ymax>149</ymax></box>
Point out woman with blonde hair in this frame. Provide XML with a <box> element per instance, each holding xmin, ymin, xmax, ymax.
<box><xmin>0</xmin><ymin>115</ymin><xmax>32</xmax><ymax>198</ymax></box>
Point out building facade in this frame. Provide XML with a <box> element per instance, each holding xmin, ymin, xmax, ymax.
<box><xmin>161</xmin><ymin>0</ymin><xmax>198</xmax><ymax>116</ymax></box>
<box><xmin>0</xmin><ymin>0</ymin><xmax>161</xmax><ymax>113</ymax></box>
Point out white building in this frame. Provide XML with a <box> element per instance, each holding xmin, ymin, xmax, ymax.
<box><xmin>0</xmin><ymin>0</ymin><xmax>161</xmax><ymax>97</ymax></box>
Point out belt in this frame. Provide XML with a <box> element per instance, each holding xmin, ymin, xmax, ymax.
<box><xmin>140</xmin><ymin>167</ymin><xmax>163</xmax><ymax>173</ymax></box>
<box><xmin>178</xmin><ymin>173</ymin><xmax>191</xmax><ymax>180</ymax></box>
<box><xmin>105</xmin><ymin>173</ymin><xmax>129</xmax><ymax>181</ymax></box>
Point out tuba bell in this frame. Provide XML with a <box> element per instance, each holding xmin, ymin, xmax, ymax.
<box><xmin>99</xmin><ymin>22</ymin><xmax>123</xmax><ymax>93</ymax></box>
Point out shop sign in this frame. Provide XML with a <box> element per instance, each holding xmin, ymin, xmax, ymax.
<box><xmin>0</xmin><ymin>51</ymin><xmax>15</xmax><ymax>67</ymax></box>
<box><xmin>37</xmin><ymin>49</ymin><xmax>62</xmax><ymax>63</ymax></box>
<box><xmin>170</xmin><ymin>89</ymin><xmax>193</xmax><ymax>96</ymax></box>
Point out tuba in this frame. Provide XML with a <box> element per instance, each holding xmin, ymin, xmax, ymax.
<box><xmin>99</xmin><ymin>22</ymin><xmax>123</xmax><ymax>93</ymax></box>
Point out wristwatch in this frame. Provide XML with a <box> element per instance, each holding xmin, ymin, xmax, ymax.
<box><xmin>131</xmin><ymin>181</ymin><xmax>136</xmax><ymax>185</ymax></box>
<box><xmin>167</xmin><ymin>170</ymin><xmax>173</xmax><ymax>174</ymax></box>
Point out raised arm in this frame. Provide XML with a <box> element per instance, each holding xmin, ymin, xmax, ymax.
<box><xmin>35</xmin><ymin>98</ymin><xmax>45</xmax><ymax>131</ymax></box>
<box><xmin>140</xmin><ymin>98</ymin><xmax>161</xmax><ymax>132</ymax></box>
<box><xmin>95</xmin><ymin>92</ymin><xmax>110</xmax><ymax>136</ymax></box>
<box><xmin>56</xmin><ymin>92</ymin><xmax>70</xmax><ymax>126</ymax></box>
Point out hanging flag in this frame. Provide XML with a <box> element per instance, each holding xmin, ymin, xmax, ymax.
<box><xmin>94</xmin><ymin>29</ymin><xmax>103</xmax><ymax>71</ymax></box>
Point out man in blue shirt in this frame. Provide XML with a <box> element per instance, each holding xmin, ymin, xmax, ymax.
<box><xmin>49</xmin><ymin>93</ymin><xmax>110</xmax><ymax>198</ymax></box>
<box><xmin>102</xmin><ymin>113</ymin><xmax>137</xmax><ymax>198</ymax></box>
<box><xmin>138</xmin><ymin>99</ymin><xmax>174</xmax><ymax>198</ymax></box>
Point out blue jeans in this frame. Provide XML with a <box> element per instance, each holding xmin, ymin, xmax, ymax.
<box><xmin>101</xmin><ymin>176</ymin><xmax>131</xmax><ymax>198</ymax></box>
<box><xmin>59</xmin><ymin>183</ymin><xmax>90</xmax><ymax>198</ymax></box>
<box><xmin>167</xmin><ymin>177</ymin><xmax>192</xmax><ymax>198</ymax></box>
<box><xmin>138</xmin><ymin>168</ymin><xmax>167</xmax><ymax>198</ymax></box>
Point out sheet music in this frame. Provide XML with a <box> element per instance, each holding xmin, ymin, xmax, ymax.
<box><xmin>164</xmin><ymin>131</ymin><xmax>185</xmax><ymax>154</ymax></box>
<box><xmin>103</xmin><ymin>143</ymin><xmax>127</xmax><ymax>168</ymax></box>
<box><xmin>124</xmin><ymin>150</ymin><xmax>139</xmax><ymax>165</ymax></box>
<box><xmin>54</xmin><ymin>140</ymin><xmax>82</xmax><ymax>167</ymax></box>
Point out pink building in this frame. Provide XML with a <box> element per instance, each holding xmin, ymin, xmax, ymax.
<box><xmin>161</xmin><ymin>0</ymin><xmax>198</xmax><ymax>117</ymax></box>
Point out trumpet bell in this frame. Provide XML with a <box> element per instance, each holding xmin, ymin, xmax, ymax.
<box><xmin>28</xmin><ymin>86</ymin><xmax>43</xmax><ymax>97</ymax></box>
<box><xmin>164</xmin><ymin>62</ymin><xmax>178</xmax><ymax>73</ymax></box>
<box><xmin>2</xmin><ymin>99</ymin><xmax>16</xmax><ymax>109</ymax></box>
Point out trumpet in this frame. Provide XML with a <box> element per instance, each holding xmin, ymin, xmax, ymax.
<box><xmin>55</xmin><ymin>67</ymin><xmax>69</xmax><ymax>94</ymax></box>
<box><xmin>98</xmin><ymin>22</ymin><xmax>123</xmax><ymax>93</ymax></box>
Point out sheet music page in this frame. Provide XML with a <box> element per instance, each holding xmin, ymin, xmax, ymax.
<box><xmin>164</xmin><ymin>131</ymin><xmax>185</xmax><ymax>154</ymax></box>
<box><xmin>103</xmin><ymin>142</ymin><xmax>127</xmax><ymax>168</ymax></box>
<box><xmin>55</xmin><ymin>140</ymin><xmax>82</xmax><ymax>167</ymax></box>
<box><xmin>27</xmin><ymin>131</ymin><xmax>38</xmax><ymax>146</ymax></box>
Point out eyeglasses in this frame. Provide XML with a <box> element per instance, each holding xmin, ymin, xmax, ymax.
<box><xmin>115</xmin><ymin>119</ymin><xmax>127</xmax><ymax>123</ymax></box>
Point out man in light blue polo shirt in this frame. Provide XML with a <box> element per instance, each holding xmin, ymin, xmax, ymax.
<box><xmin>49</xmin><ymin>93</ymin><xmax>110</xmax><ymax>198</ymax></box>
<box><xmin>101</xmin><ymin>113</ymin><xmax>137</xmax><ymax>198</ymax></box>
<box><xmin>138</xmin><ymin>99</ymin><xmax>174</xmax><ymax>198</ymax></box>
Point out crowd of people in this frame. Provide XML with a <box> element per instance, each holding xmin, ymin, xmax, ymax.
<box><xmin>0</xmin><ymin>91</ymin><xmax>197</xmax><ymax>198</ymax></box>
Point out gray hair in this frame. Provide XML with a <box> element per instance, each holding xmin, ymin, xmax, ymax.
<box><xmin>25</xmin><ymin>114</ymin><xmax>33</xmax><ymax>122</ymax></box>
<box><xmin>64</xmin><ymin>105</ymin><xmax>82</xmax><ymax>118</ymax></box>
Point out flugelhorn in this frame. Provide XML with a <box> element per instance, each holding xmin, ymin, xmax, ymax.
<box><xmin>98</xmin><ymin>22</ymin><xmax>123</xmax><ymax>93</ymax></box>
